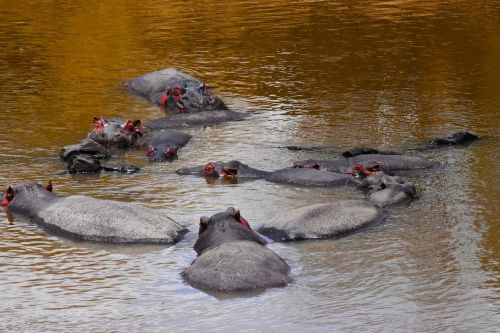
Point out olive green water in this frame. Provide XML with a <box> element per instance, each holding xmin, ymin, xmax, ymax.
<box><xmin>0</xmin><ymin>1</ymin><xmax>499</xmax><ymax>332</ymax></box>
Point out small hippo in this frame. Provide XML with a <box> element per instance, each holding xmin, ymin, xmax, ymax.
<box><xmin>181</xmin><ymin>207</ymin><xmax>291</xmax><ymax>293</ymax></box>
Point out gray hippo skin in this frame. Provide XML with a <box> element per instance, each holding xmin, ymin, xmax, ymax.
<box><xmin>258</xmin><ymin>200</ymin><xmax>384</xmax><ymax>241</ymax></box>
<box><xmin>176</xmin><ymin>161</ymin><xmax>271</xmax><ymax>180</ymax></box>
<box><xmin>1</xmin><ymin>184</ymin><xmax>187</xmax><ymax>244</ymax></box>
<box><xmin>426</xmin><ymin>131</ymin><xmax>478</xmax><ymax>148</ymax></box>
<box><xmin>60</xmin><ymin>138</ymin><xmax>111</xmax><ymax>161</ymax></box>
<box><xmin>144</xmin><ymin>130</ymin><xmax>192</xmax><ymax>162</ymax></box>
<box><xmin>144</xmin><ymin>110</ymin><xmax>248</xmax><ymax>129</ymax></box>
<box><xmin>182</xmin><ymin>207</ymin><xmax>291</xmax><ymax>292</ymax></box>
<box><xmin>126</xmin><ymin>67</ymin><xmax>228</xmax><ymax>112</ymax></box>
<box><xmin>88</xmin><ymin>117</ymin><xmax>143</xmax><ymax>149</ymax></box>
<box><xmin>266</xmin><ymin>168</ymin><xmax>359</xmax><ymax>187</ymax></box>
<box><xmin>294</xmin><ymin>154</ymin><xmax>436</xmax><ymax>173</ymax></box>
<box><xmin>359</xmin><ymin>172</ymin><xmax>417</xmax><ymax>208</ymax></box>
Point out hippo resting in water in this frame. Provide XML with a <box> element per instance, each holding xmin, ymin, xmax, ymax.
<box><xmin>176</xmin><ymin>161</ymin><xmax>271</xmax><ymax>180</ymax></box>
<box><xmin>126</xmin><ymin>67</ymin><xmax>228</xmax><ymax>113</ymax></box>
<box><xmin>88</xmin><ymin>117</ymin><xmax>143</xmax><ymax>149</ymax></box>
<box><xmin>182</xmin><ymin>208</ymin><xmax>291</xmax><ymax>292</ymax></box>
<box><xmin>359</xmin><ymin>172</ymin><xmax>417</xmax><ymax>208</ymax></box>
<box><xmin>293</xmin><ymin>154</ymin><xmax>436</xmax><ymax>174</ymax></box>
<box><xmin>144</xmin><ymin>129</ymin><xmax>192</xmax><ymax>162</ymax></box>
<box><xmin>258</xmin><ymin>200</ymin><xmax>385</xmax><ymax>241</ymax></box>
<box><xmin>266</xmin><ymin>167</ymin><xmax>359</xmax><ymax>187</ymax></box>
<box><xmin>1</xmin><ymin>183</ymin><xmax>188</xmax><ymax>244</ymax></box>
<box><xmin>143</xmin><ymin>110</ymin><xmax>248</xmax><ymax>130</ymax></box>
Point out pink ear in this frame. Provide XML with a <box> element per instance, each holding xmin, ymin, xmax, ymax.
<box><xmin>44</xmin><ymin>181</ymin><xmax>53</xmax><ymax>192</ymax></box>
<box><xmin>146</xmin><ymin>145</ymin><xmax>156</xmax><ymax>157</ymax></box>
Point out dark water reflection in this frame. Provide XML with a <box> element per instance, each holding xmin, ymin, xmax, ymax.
<box><xmin>0</xmin><ymin>1</ymin><xmax>498</xmax><ymax>332</ymax></box>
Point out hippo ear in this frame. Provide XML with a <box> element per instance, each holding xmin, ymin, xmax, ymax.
<box><xmin>233</xmin><ymin>210</ymin><xmax>241</xmax><ymax>222</ymax></box>
<box><xmin>199</xmin><ymin>216</ymin><xmax>209</xmax><ymax>235</ymax></box>
<box><xmin>44</xmin><ymin>181</ymin><xmax>53</xmax><ymax>192</ymax></box>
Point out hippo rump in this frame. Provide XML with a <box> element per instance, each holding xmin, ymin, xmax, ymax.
<box><xmin>88</xmin><ymin>117</ymin><xmax>143</xmax><ymax>149</ymax></box>
<box><xmin>143</xmin><ymin>110</ymin><xmax>248</xmax><ymax>130</ymax></box>
<box><xmin>359</xmin><ymin>172</ymin><xmax>417</xmax><ymax>208</ymax></box>
<box><xmin>1</xmin><ymin>183</ymin><xmax>187</xmax><ymax>244</ymax></box>
<box><xmin>176</xmin><ymin>161</ymin><xmax>271</xmax><ymax>180</ymax></box>
<box><xmin>182</xmin><ymin>208</ymin><xmax>291</xmax><ymax>292</ymax></box>
<box><xmin>266</xmin><ymin>167</ymin><xmax>359</xmax><ymax>187</ymax></box>
<box><xmin>293</xmin><ymin>154</ymin><xmax>436</xmax><ymax>174</ymax></box>
<box><xmin>126</xmin><ymin>67</ymin><xmax>228</xmax><ymax>112</ymax></box>
<box><xmin>144</xmin><ymin>130</ymin><xmax>192</xmax><ymax>162</ymax></box>
<box><xmin>258</xmin><ymin>200</ymin><xmax>384</xmax><ymax>241</ymax></box>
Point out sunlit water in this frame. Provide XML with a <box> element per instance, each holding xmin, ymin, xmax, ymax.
<box><xmin>0</xmin><ymin>1</ymin><xmax>498</xmax><ymax>332</ymax></box>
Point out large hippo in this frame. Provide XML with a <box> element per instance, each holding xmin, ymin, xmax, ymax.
<box><xmin>176</xmin><ymin>161</ymin><xmax>271</xmax><ymax>180</ymax></box>
<box><xmin>258</xmin><ymin>200</ymin><xmax>384</xmax><ymax>241</ymax></box>
<box><xmin>88</xmin><ymin>117</ymin><xmax>143</xmax><ymax>149</ymax></box>
<box><xmin>143</xmin><ymin>110</ymin><xmax>248</xmax><ymax>130</ymax></box>
<box><xmin>266</xmin><ymin>167</ymin><xmax>359</xmax><ymax>187</ymax></box>
<box><xmin>359</xmin><ymin>172</ymin><xmax>417</xmax><ymax>207</ymax></box>
<box><xmin>144</xmin><ymin>130</ymin><xmax>192</xmax><ymax>162</ymax></box>
<box><xmin>1</xmin><ymin>183</ymin><xmax>187</xmax><ymax>244</ymax></box>
<box><xmin>126</xmin><ymin>67</ymin><xmax>228</xmax><ymax>112</ymax></box>
<box><xmin>182</xmin><ymin>207</ymin><xmax>291</xmax><ymax>292</ymax></box>
<box><xmin>293</xmin><ymin>154</ymin><xmax>436</xmax><ymax>174</ymax></box>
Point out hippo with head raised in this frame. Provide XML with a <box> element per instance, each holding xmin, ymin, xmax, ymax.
<box><xmin>143</xmin><ymin>129</ymin><xmax>192</xmax><ymax>162</ymax></box>
<box><xmin>182</xmin><ymin>207</ymin><xmax>291</xmax><ymax>293</ymax></box>
<box><xmin>88</xmin><ymin>116</ymin><xmax>143</xmax><ymax>149</ymax></box>
<box><xmin>1</xmin><ymin>183</ymin><xmax>187</xmax><ymax>244</ymax></box>
<box><xmin>126</xmin><ymin>67</ymin><xmax>228</xmax><ymax>113</ymax></box>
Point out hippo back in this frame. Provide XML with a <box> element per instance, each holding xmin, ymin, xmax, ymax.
<box><xmin>259</xmin><ymin>200</ymin><xmax>384</xmax><ymax>241</ymax></box>
<box><xmin>348</xmin><ymin>154</ymin><xmax>436</xmax><ymax>171</ymax></box>
<box><xmin>266</xmin><ymin>168</ymin><xmax>359</xmax><ymax>187</ymax></box>
<box><xmin>182</xmin><ymin>241</ymin><xmax>291</xmax><ymax>292</ymax></box>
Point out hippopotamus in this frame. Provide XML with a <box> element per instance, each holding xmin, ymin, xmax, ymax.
<box><xmin>266</xmin><ymin>167</ymin><xmax>359</xmax><ymax>187</ymax></box>
<box><xmin>293</xmin><ymin>154</ymin><xmax>436</xmax><ymax>174</ymax></box>
<box><xmin>181</xmin><ymin>207</ymin><xmax>291</xmax><ymax>292</ymax></box>
<box><xmin>425</xmin><ymin>131</ymin><xmax>478</xmax><ymax>148</ymax></box>
<box><xmin>258</xmin><ymin>200</ymin><xmax>384</xmax><ymax>241</ymax></box>
<box><xmin>88</xmin><ymin>117</ymin><xmax>143</xmax><ymax>149</ymax></box>
<box><xmin>143</xmin><ymin>110</ymin><xmax>248</xmax><ymax>130</ymax></box>
<box><xmin>176</xmin><ymin>161</ymin><xmax>271</xmax><ymax>180</ymax></box>
<box><xmin>358</xmin><ymin>172</ymin><xmax>417</xmax><ymax>207</ymax></box>
<box><xmin>143</xmin><ymin>130</ymin><xmax>192</xmax><ymax>162</ymax></box>
<box><xmin>60</xmin><ymin>138</ymin><xmax>111</xmax><ymax>161</ymax></box>
<box><xmin>126</xmin><ymin>67</ymin><xmax>228</xmax><ymax>113</ymax></box>
<box><xmin>1</xmin><ymin>183</ymin><xmax>187</xmax><ymax>244</ymax></box>
<box><xmin>66</xmin><ymin>154</ymin><xmax>140</xmax><ymax>174</ymax></box>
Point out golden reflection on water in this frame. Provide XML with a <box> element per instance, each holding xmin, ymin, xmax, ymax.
<box><xmin>0</xmin><ymin>0</ymin><xmax>499</xmax><ymax>331</ymax></box>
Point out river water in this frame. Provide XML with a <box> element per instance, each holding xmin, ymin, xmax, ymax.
<box><xmin>0</xmin><ymin>1</ymin><xmax>499</xmax><ymax>332</ymax></box>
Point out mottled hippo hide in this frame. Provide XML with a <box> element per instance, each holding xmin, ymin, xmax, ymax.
<box><xmin>1</xmin><ymin>184</ymin><xmax>188</xmax><ymax>244</ymax></box>
<box><xmin>88</xmin><ymin>117</ymin><xmax>143</xmax><ymax>149</ymax></box>
<box><xmin>126</xmin><ymin>67</ymin><xmax>228</xmax><ymax>112</ymax></box>
<box><xmin>182</xmin><ymin>208</ymin><xmax>291</xmax><ymax>293</ymax></box>
<box><xmin>258</xmin><ymin>200</ymin><xmax>384</xmax><ymax>241</ymax></box>
<box><xmin>266</xmin><ymin>168</ymin><xmax>359</xmax><ymax>187</ymax></box>
<box><xmin>144</xmin><ymin>130</ymin><xmax>192</xmax><ymax>162</ymax></box>
<box><xmin>143</xmin><ymin>110</ymin><xmax>248</xmax><ymax>130</ymax></box>
<box><xmin>294</xmin><ymin>154</ymin><xmax>436</xmax><ymax>174</ymax></box>
<box><xmin>176</xmin><ymin>160</ymin><xmax>271</xmax><ymax>180</ymax></box>
<box><xmin>359</xmin><ymin>173</ymin><xmax>417</xmax><ymax>208</ymax></box>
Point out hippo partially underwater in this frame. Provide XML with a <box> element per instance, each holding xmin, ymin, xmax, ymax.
<box><xmin>1</xmin><ymin>183</ymin><xmax>188</xmax><ymax>244</ymax></box>
<box><xmin>182</xmin><ymin>207</ymin><xmax>291</xmax><ymax>292</ymax></box>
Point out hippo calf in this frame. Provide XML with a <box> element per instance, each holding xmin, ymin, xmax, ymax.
<box><xmin>258</xmin><ymin>200</ymin><xmax>384</xmax><ymax>241</ymax></box>
<box><xmin>182</xmin><ymin>208</ymin><xmax>291</xmax><ymax>293</ymax></box>
<box><xmin>1</xmin><ymin>183</ymin><xmax>187</xmax><ymax>244</ymax></box>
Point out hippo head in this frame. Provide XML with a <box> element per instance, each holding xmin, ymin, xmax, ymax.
<box><xmin>89</xmin><ymin>117</ymin><xmax>143</xmax><ymax>148</ymax></box>
<box><xmin>359</xmin><ymin>173</ymin><xmax>416</xmax><ymax>207</ymax></box>
<box><xmin>161</xmin><ymin>86</ymin><xmax>187</xmax><ymax>113</ymax></box>
<box><xmin>147</xmin><ymin>145</ymin><xmax>178</xmax><ymax>162</ymax></box>
<box><xmin>1</xmin><ymin>182</ymin><xmax>53</xmax><ymax>210</ymax></box>
<box><xmin>194</xmin><ymin>207</ymin><xmax>264</xmax><ymax>255</ymax></box>
<box><xmin>292</xmin><ymin>159</ymin><xmax>320</xmax><ymax>170</ymax></box>
<box><xmin>347</xmin><ymin>163</ymin><xmax>382</xmax><ymax>178</ymax></box>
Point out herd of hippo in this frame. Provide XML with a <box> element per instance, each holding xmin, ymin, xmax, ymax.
<box><xmin>1</xmin><ymin>68</ymin><xmax>479</xmax><ymax>293</ymax></box>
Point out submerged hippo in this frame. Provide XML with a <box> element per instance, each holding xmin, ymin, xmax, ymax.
<box><xmin>359</xmin><ymin>172</ymin><xmax>417</xmax><ymax>208</ymax></box>
<box><xmin>293</xmin><ymin>154</ymin><xmax>436</xmax><ymax>174</ymax></box>
<box><xmin>143</xmin><ymin>110</ymin><xmax>248</xmax><ymax>129</ymax></box>
<box><xmin>143</xmin><ymin>129</ymin><xmax>192</xmax><ymax>162</ymax></box>
<box><xmin>176</xmin><ymin>161</ymin><xmax>271</xmax><ymax>180</ymax></box>
<box><xmin>1</xmin><ymin>183</ymin><xmax>187</xmax><ymax>244</ymax></box>
<box><xmin>126</xmin><ymin>67</ymin><xmax>228</xmax><ymax>113</ymax></box>
<box><xmin>425</xmin><ymin>131</ymin><xmax>478</xmax><ymax>148</ymax></box>
<box><xmin>66</xmin><ymin>154</ymin><xmax>140</xmax><ymax>174</ymax></box>
<box><xmin>182</xmin><ymin>207</ymin><xmax>291</xmax><ymax>292</ymax></box>
<box><xmin>266</xmin><ymin>167</ymin><xmax>359</xmax><ymax>187</ymax></box>
<box><xmin>258</xmin><ymin>200</ymin><xmax>384</xmax><ymax>241</ymax></box>
<box><xmin>88</xmin><ymin>117</ymin><xmax>143</xmax><ymax>149</ymax></box>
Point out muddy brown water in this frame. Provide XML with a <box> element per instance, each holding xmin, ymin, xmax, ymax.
<box><xmin>0</xmin><ymin>1</ymin><xmax>499</xmax><ymax>332</ymax></box>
